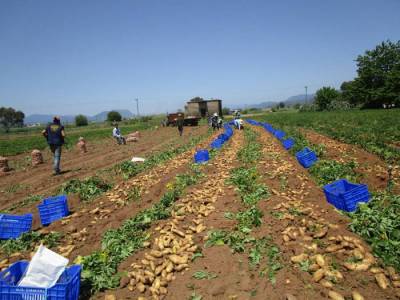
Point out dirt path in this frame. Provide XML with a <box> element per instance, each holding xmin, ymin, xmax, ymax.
<box><xmin>97</xmin><ymin>126</ymin><xmax>399</xmax><ymax>300</ymax></box>
<box><xmin>0</xmin><ymin>129</ymin><xmax>220</xmax><ymax>271</ymax></box>
<box><xmin>96</xmin><ymin>127</ymin><xmax>244</xmax><ymax>300</ymax></box>
<box><xmin>301</xmin><ymin>129</ymin><xmax>400</xmax><ymax>193</ymax></box>
<box><xmin>0</xmin><ymin>126</ymin><xmax>207</xmax><ymax>212</ymax></box>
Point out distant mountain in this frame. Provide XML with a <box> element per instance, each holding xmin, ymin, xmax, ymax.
<box><xmin>285</xmin><ymin>94</ymin><xmax>315</xmax><ymax>106</ymax></box>
<box><xmin>25</xmin><ymin>109</ymin><xmax>134</xmax><ymax>124</ymax></box>
<box><xmin>235</xmin><ymin>94</ymin><xmax>315</xmax><ymax>110</ymax></box>
<box><xmin>25</xmin><ymin>114</ymin><xmax>76</xmax><ymax>124</ymax></box>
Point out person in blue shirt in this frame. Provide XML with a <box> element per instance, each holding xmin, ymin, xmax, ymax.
<box><xmin>42</xmin><ymin>116</ymin><xmax>65</xmax><ymax>175</ymax></box>
<box><xmin>112</xmin><ymin>123</ymin><xmax>126</xmax><ymax>144</ymax></box>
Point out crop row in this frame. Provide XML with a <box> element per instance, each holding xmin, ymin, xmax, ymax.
<box><xmin>253</xmin><ymin>109</ymin><xmax>400</xmax><ymax>164</ymax></box>
<box><xmin>251</xmin><ymin>120</ymin><xmax>400</xmax><ymax>273</ymax></box>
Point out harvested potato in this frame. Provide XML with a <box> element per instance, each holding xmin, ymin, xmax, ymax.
<box><xmin>314</xmin><ymin>254</ymin><xmax>325</xmax><ymax>268</ymax></box>
<box><xmin>320</xmin><ymin>279</ymin><xmax>333</xmax><ymax>288</ymax></box>
<box><xmin>291</xmin><ymin>253</ymin><xmax>308</xmax><ymax>263</ymax></box>
<box><xmin>313</xmin><ymin>268</ymin><xmax>325</xmax><ymax>282</ymax></box>
<box><xmin>352</xmin><ymin>291</ymin><xmax>364</xmax><ymax>300</ymax></box>
<box><xmin>375</xmin><ymin>273</ymin><xmax>389</xmax><ymax>289</ymax></box>
<box><xmin>169</xmin><ymin>254</ymin><xmax>188</xmax><ymax>265</ymax></box>
<box><xmin>369</xmin><ymin>267</ymin><xmax>384</xmax><ymax>274</ymax></box>
<box><xmin>137</xmin><ymin>282</ymin><xmax>146</xmax><ymax>293</ymax></box>
<box><xmin>309</xmin><ymin>264</ymin><xmax>320</xmax><ymax>272</ymax></box>
<box><xmin>326</xmin><ymin>245</ymin><xmax>343</xmax><ymax>253</ymax></box>
<box><xmin>314</xmin><ymin>227</ymin><xmax>328</xmax><ymax>239</ymax></box>
<box><xmin>328</xmin><ymin>290</ymin><xmax>345</xmax><ymax>300</ymax></box>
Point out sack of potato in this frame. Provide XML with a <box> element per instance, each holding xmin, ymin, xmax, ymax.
<box><xmin>0</xmin><ymin>156</ymin><xmax>10</xmax><ymax>173</ymax></box>
<box><xmin>31</xmin><ymin>149</ymin><xmax>44</xmax><ymax>166</ymax></box>
<box><xmin>126</xmin><ymin>136</ymin><xmax>138</xmax><ymax>143</ymax></box>
<box><xmin>77</xmin><ymin>137</ymin><xmax>87</xmax><ymax>153</ymax></box>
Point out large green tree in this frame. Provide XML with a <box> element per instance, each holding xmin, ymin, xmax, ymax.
<box><xmin>75</xmin><ymin>114</ymin><xmax>88</xmax><ymax>126</ymax></box>
<box><xmin>343</xmin><ymin>40</ymin><xmax>400</xmax><ymax>108</ymax></box>
<box><xmin>107</xmin><ymin>111</ymin><xmax>122</xmax><ymax>122</ymax></box>
<box><xmin>314</xmin><ymin>87</ymin><xmax>340</xmax><ymax>111</ymax></box>
<box><xmin>0</xmin><ymin>107</ymin><xmax>25</xmax><ymax>132</ymax></box>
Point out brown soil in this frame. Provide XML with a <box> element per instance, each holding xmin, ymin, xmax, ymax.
<box><xmin>0</xmin><ymin>126</ymin><xmax>207</xmax><ymax>213</ymax></box>
<box><xmin>301</xmin><ymin>129</ymin><xmax>400</xmax><ymax>193</ymax></box>
<box><xmin>98</xmin><ymin>127</ymin><xmax>398</xmax><ymax>300</ymax></box>
<box><xmin>0</xmin><ymin>128</ymin><xmax>220</xmax><ymax>267</ymax></box>
<box><xmin>2</xmin><ymin>126</ymin><xmax>399</xmax><ymax>300</ymax></box>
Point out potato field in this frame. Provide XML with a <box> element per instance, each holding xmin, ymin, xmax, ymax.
<box><xmin>0</xmin><ymin>111</ymin><xmax>399</xmax><ymax>300</ymax></box>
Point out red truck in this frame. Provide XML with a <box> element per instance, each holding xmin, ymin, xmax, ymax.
<box><xmin>166</xmin><ymin>113</ymin><xmax>200</xmax><ymax>126</ymax></box>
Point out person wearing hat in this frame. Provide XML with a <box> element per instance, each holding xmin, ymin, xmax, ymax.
<box><xmin>211</xmin><ymin>113</ymin><xmax>219</xmax><ymax>131</ymax></box>
<box><xmin>42</xmin><ymin>116</ymin><xmax>65</xmax><ymax>175</ymax></box>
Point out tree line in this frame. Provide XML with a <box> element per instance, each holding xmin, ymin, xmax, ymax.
<box><xmin>311</xmin><ymin>40</ymin><xmax>400</xmax><ymax>111</ymax></box>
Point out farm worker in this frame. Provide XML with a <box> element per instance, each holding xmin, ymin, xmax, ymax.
<box><xmin>211</xmin><ymin>113</ymin><xmax>219</xmax><ymax>131</ymax></box>
<box><xmin>112</xmin><ymin>123</ymin><xmax>126</xmax><ymax>145</ymax></box>
<box><xmin>176</xmin><ymin>113</ymin><xmax>184</xmax><ymax>136</ymax></box>
<box><xmin>234</xmin><ymin>118</ymin><xmax>243</xmax><ymax>130</ymax></box>
<box><xmin>42</xmin><ymin>116</ymin><xmax>65</xmax><ymax>175</ymax></box>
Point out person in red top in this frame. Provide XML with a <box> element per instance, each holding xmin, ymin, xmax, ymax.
<box><xmin>42</xmin><ymin>116</ymin><xmax>65</xmax><ymax>175</ymax></box>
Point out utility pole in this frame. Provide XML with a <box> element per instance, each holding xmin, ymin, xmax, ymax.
<box><xmin>305</xmin><ymin>86</ymin><xmax>308</xmax><ymax>104</ymax></box>
<box><xmin>134</xmin><ymin>98</ymin><xmax>140</xmax><ymax>118</ymax></box>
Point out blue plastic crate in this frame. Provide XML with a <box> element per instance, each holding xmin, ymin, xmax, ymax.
<box><xmin>210</xmin><ymin>139</ymin><xmax>223</xmax><ymax>149</ymax></box>
<box><xmin>194</xmin><ymin>150</ymin><xmax>210</xmax><ymax>164</ymax></box>
<box><xmin>38</xmin><ymin>196</ymin><xmax>69</xmax><ymax>226</ymax></box>
<box><xmin>274</xmin><ymin>130</ymin><xmax>286</xmax><ymax>140</ymax></box>
<box><xmin>218</xmin><ymin>134</ymin><xmax>229</xmax><ymax>142</ymax></box>
<box><xmin>0</xmin><ymin>214</ymin><xmax>33</xmax><ymax>240</ymax></box>
<box><xmin>323</xmin><ymin>179</ymin><xmax>371</xmax><ymax>212</ymax></box>
<box><xmin>295</xmin><ymin>147</ymin><xmax>318</xmax><ymax>168</ymax></box>
<box><xmin>0</xmin><ymin>261</ymin><xmax>81</xmax><ymax>300</ymax></box>
<box><xmin>282</xmin><ymin>138</ymin><xmax>295</xmax><ymax>150</ymax></box>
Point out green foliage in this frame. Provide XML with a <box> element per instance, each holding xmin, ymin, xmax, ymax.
<box><xmin>229</xmin><ymin>167</ymin><xmax>269</xmax><ymax>206</ymax></box>
<box><xmin>0</xmin><ymin>107</ymin><xmax>24</xmax><ymax>132</ymax></box>
<box><xmin>344</xmin><ymin>40</ymin><xmax>400</xmax><ymax>108</ymax></box>
<box><xmin>1</xmin><ymin>194</ymin><xmax>43</xmax><ymax>213</ymax></box>
<box><xmin>236</xmin><ymin>206</ymin><xmax>263</xmax><ymax>233</ymax></box>
<box><xmin>59</xmin><ymin>176</ymin><xmax>112</xmax><ymax>202</ymax></box>
<box><xmin>75</xmin><ymin>114</ymin><xmax>88</xmax><ymax>126</ymax></box>
<box><xmin>192</xmin><ymin>270</ymin><xmax>218</xmax><ymax>280</ymax></box>
<box><xmin>80</xmin><ymin>170</ymin><xmax>202</xmax><ymax>293</ymax></box>
<box><xmin>314</xmin><ymin>86</ymin><xmax>340</xmax><ymax>111</ymax></box>
<box><xmin>0</xmin><ymin>120</ymin><xmax>157</xmax><ymax>156</ymax></box>
<box><xmin>309</xmin><ymin>160</ymin><xmax>359</xmax><ymax>186</ymax></box>
<box><xmin>222</xmin><ymin>107</ymin><xmax>230</xmax><ymax>115</ymax></box>
<box><xmin>107</xmin><ymin>111</ymin><xmax>122</xmax><ymax>122</ymax></box>
<box><xmin>253</xmin><ymin>109</ymin><xmax>400</xmax><ymax>163</ymax></box>
<box><xmin>349</xmin><ymin>192</ymin><xmax>400</xmax><ymax>271</ymax></box>
<box><xmin>0</xmin><ymin>232</ymin><xmax>62</xmax><ymax>256</ymax></box>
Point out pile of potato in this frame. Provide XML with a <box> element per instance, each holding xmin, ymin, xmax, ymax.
<box><xmin>121</xmin><ymin>135</ymin><xmax>241</xmax><ymax>300</ymax></box>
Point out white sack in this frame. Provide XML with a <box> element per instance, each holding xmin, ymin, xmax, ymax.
<box><xmin>131</xmin><ymin>157</ymin><xmax>145</xmax><ymax>163</ymax></box>
<box><xmin>18</xmin><ymin>245</ymin><xmax>69</xmax><ymax>288</ymax></box>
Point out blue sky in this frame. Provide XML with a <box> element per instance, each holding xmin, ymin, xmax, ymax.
<box><xmin>1</xmin><ymin>0</ymin><xmax>399</xmax><ymax>116</ymax></box>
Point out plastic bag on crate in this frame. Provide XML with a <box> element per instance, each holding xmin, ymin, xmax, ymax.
<box><xmin>18</xmin><ymin>244</ymin><xmax>69</xmax><ymax>288</ymax></box>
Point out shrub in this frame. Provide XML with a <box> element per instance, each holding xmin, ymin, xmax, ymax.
<box><xmin>107</xmin><ymin>111</ymin><xmax>122</xmax><ymax>122</ymax></box>
<box><xmin>75</xmin><ymin>114</ymin><xmax>88</xmax><ymax>126</ymax></box>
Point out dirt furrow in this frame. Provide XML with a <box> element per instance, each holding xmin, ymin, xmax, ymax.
<box><xmin>97</xmin><ymin>130</ymin><xmax>244</xmax><ymax>300</ymax></box>
<box><xmin>300</xmin><ymin>128</ymin><xmax>399</xmax><ymax>193</ymax></box>
<box><xmin>251</xmin><ymin>126</ymin><xmax>398</xmax><ymax>299</ymax></box>
<box><xmin>0</xmin><ymin>126</ymin><xmax>206</xmax><ymax>211</ymax></box>
<box><xmin>0</xmin><ymin>129</ymin><xmax>217</xmax><ymax>268</ymax></box>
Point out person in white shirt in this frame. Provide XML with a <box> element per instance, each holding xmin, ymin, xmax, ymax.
<box><xmin>112</xmin><ymin>123</ymin><xmax>126</xmax><ymax>145</ymax></box>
